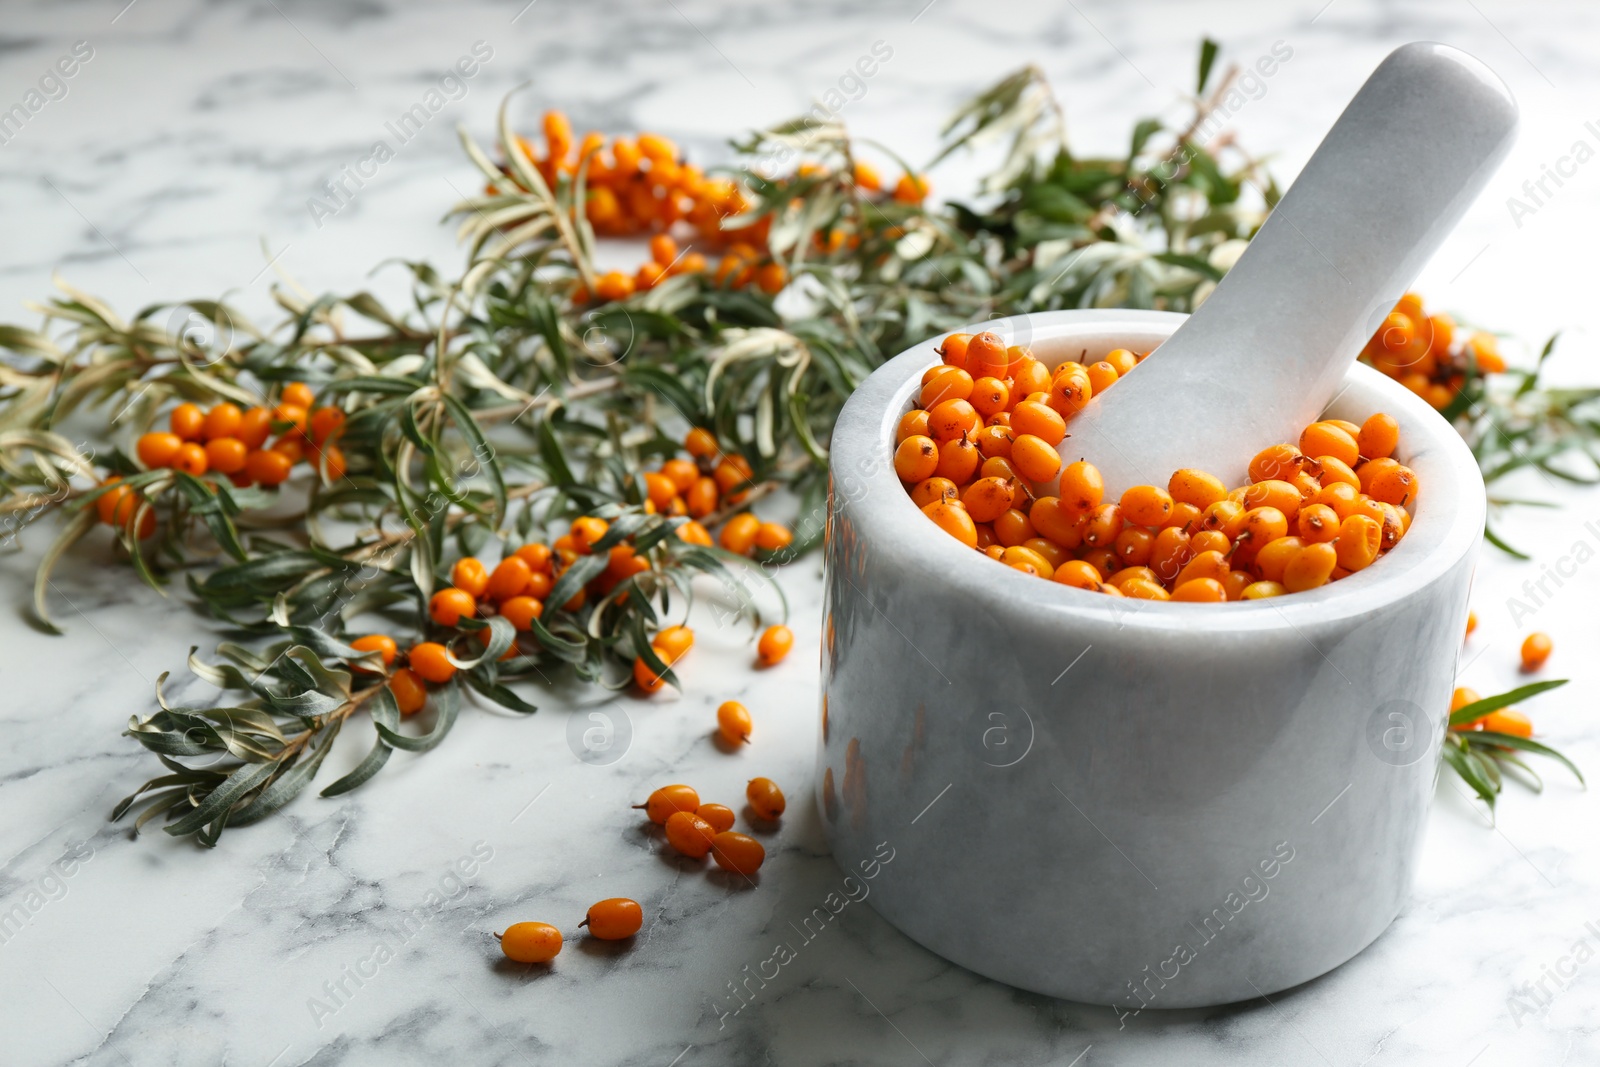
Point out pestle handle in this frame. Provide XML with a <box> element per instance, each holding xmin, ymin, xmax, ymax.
<box><xmin>1063</xmin><ymin>42</ymin><xmax>1518</xmax><ymax>492</ymax></box>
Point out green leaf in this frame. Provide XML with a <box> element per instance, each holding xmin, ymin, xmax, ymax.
<box><xmin>1197</xmin><ymin>38</ymin><xmax>1220</xmax><ymax>94</ymax></box>
<box><xmin>163</xmin><ymin>760</ymin><xmax>279</xmax><ymax>837</ymax></box>
<box><xmin>31</xmin><ymin>508</ymin><xmax>96</xmax><ymax>634</ymax></box>
<box><xmin>1450</xmin><ymin>679</ymin><xmax>1567</xmax><ymax>728</ymax></box>
<box><xmin>375</xmin><ymin>676</ymin><xmax>459</xmax><ymax>752</ymax></box>
<box><xmin>464</xmin><ymin>671</ymin><xmax>539</xmax><ymax>714</ymax></box>
<box><xmin>1466</xmin><ymin>731</ymin><xmax>1585</xmax><ymax>786</ymax></box>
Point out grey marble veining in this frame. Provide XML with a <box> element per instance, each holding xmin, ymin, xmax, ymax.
<box><xmin>2</xmin><ymin>1</ymin><xmax>1599</xmax><ymax>1064</ymax></box>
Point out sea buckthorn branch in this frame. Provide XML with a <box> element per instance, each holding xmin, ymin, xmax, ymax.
<box><xmin>1446</xmin><ymin>680</ymin><xmax>1584</xmax><ymax>816</ymax></box>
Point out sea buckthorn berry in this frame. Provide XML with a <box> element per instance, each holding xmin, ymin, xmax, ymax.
<box><xmin>1241</xmin><ymin>479</ymin><xmax>1302</xmax><ymax>519</ymax></box>
<box><xmin>897</xmin><ymin>409</ymin><xmax>931</xmax><ymax>444</ymax></box>
<box><xmin>1174</xmin><ymin>549</ymin><xmax>1230</xmax><ymax>588</ymax></box>
<box><xmin>272</xmin><ymin>402</ymin><xmax>309</xmax><ymax>435</ymax></box>
<box><xmin>204</xmin><ymin>437</ymin><xmax>247</xmax><ymax>475</ymax></box>
<box><xmin>281</xmin><ymin>382</ymin><xmax>314</xmax><ymax>408</ymax></box>
<box><xmin>169</xmin><ymin>402</ymin><xmax>205</xmax><ymax>440</ymax></box>
<box><xmin>1482</xmin><ymin>709</ymin><xmax>1533</xmax><ymax>738</ymax></box>
<box><xmin>1520</xmin><ymin>632</ymin><xmax>1552</xmax><ymax>672</ymax></box>
<box><xmin>1357</xmin><ymin>413</ymin><xmax>1399</xmax><ymax>459</ymax></box>
<box><xmin>711</xmin><ymin>831</ymin><xmax>766</xmax><ymax>876</ymax></box>
<box><xmin>451</xmin><ymin>557</ymin><xmax>490</xmax><ymax>597</ymax></box>
<box><xmin>1466</xmin><ymin>610</ymin><xmax>1478</xmax><ymax>638</ymax></box>
<box><xmin>429</xmin><ymin>588</ymin><xmax>476</xmax><ymax>628</ymax></box>
<box><xmin>1058</xmin><ymin>461</ymin><xmax>1104</xmax><ymax>514</ymax></box>
<box><xmin>1199</xmin><ymin>499</ymin><xmax>1243</xmax><ymax>537</ymax></box>
<box><xmin>633</xmin><ymin>652</ymin><xmax>669</xmax><ymax>693</ymax></box>
<box><xmin>1297</xmin><ymin>503</ymin><xmax>1340</xmax><ymax>543</ymax></box>
<box><xmin>488</xmin><ymin>556</ymin><xmax>533</xmax><ymax>601</ymax></box>
<box><xmin>1079</xmin><ymin>548</ymin><xmax>1118</xmax><ymax>579</ymax></box>
<box><xmin>1335</xmin><ymin>514</ymin><xmax>1382</xmax><ymax>571</ymax></box>
<box><xmin>1249</xmin><ymin>444</ymin><xmax>1302</xmax><ymax>483</ymax></box>
<box><xmin>981</xmin><ymin>455</ymin><xmax>1024</xmax><ymax>484</ymax></box>
<box><xmin>1001</xmin><ymin>545</ymin><xmax>1052</xmax><ymax>574</ymax></box>
<box><xmin>1366</xmin><ymin>462</ymin><xmax>1417</xmax><ymax>508</ymax></box>
<box><xmin>758</xmin><ymin>624</ymin><xmax>794</xmax><ymax>665</ymax></box>
<box><xmin>717</xmin><ymin>700</ymin><xmax>752</xmax><ymax>744</ymax></box>
<box><xmin>271</xmin><ymin>433</ymin><xmax>305</xmax><ymax>464</ymax></box>
<box><xmin>245</xmin><ymin>448</ymin><xmax>292</xmax><ymax>486</ymax></box>
<box><xmin>970</xmin><ymin>377</ymin><xmax>1010</xmax><ymax>418</ymax></box>
<box><xmin>1148</xmin><ymin>527</ymin><xmax>1192</xmax><ymax>582</ymax></box>
<box><xmin>351</xmin><ymin>633</ymin><xmax>398</xmax><ymax>667</ymax></box>
<box><xmin>910</xmin><ymin>477</ymin><xmax>959</xmax><ymax>509</ymax></box>
<box><xmin>639</xmin><ymin>784</ymin><xmax>700</xmax><ymax>824</ymax></box>
<box><xmin>1253</xmin><ymin>536</ymin><xmax>1304</xmax><ymax>583</ymax></box>
<box><xmin>745</xmin><ymin>777</ymin><xmax>785</xmax><ymax>820</ymax></box>
<box><xmin>1106</xmin><ymin>567</ymin><xmax>1156</xmax><ymax>590</ymax></box>
<box><xmin>1086</xmin><ymin>361</ymin><xmax>1119</xmax><ymax>395</ymax></box>
<box><xmin>388</xmin><ymin>667</ymin><xmax>427</xmax><ymax>715</ymax></box>
<box><xmin>938</xmin><ymin>333</ymin><xmax>972</xmax><ymax>371</ymax></box>
<box><xmin>961</xmin><ymin>477</ymin><xmax>1015</xmax><ymax>524</ymax></box>
<box><xmin>409</xmin><ymin>641</ymin><xmax>457</xmax><ymax>683</ymax></box>
<box><xmin>641</xmin><ymin>471</ymin><xmax>677</xmax><ymax>509</ymax></box>
<box><xmin>755</xmin><ymin>524</ymin><xmax>793</xmax><ymax>556</ymax></box>
<box><xmin>499</xmin><ymin>922</ymin><xmax>562</xmax><ymax>964</ymax></box>
<box><xmin>173</xmin><ymin>442</ymin><xmax>208</xmax><ymax>476</ymax></box>
<box><xmin>136</xmin><ymin>431</ymin><xmax>182</xmax><ymax>469</ymax></box>
<box><xmin>1172</xmin><ymin>577</ymin><xmax>1227</xmax><ymax>602</ymax></box>
<box><xmin>202</xmin><ymin>402</ymin><xmax>242</xmax><ymax>441</ymax></box>
<box><xmin>1310</xmin><ymin>455</ymin><xmax>1359</xmax><ymax>490</ymax></box>
<box><xmin>582</xmin><ymin>898</ymin><xmax>643</xmax><ymax>940</ymax></box>
<box><xmin>661</xmin><ymin>458</ymin><xmax>699</xmax><ymax>494</ymax></box>
<box><xmin>1113</xmin><ymin>526</ymin><xmax>1154</xmax><ymax>567</ymax></box>
<box><xmin>1010</xmin><ymin>434</ymin><xmax>1062</xmax><ymax>483</ymax></box>
<box><xmin>1241</xmin><ymin>580</ymin><xmax>1286</xmax><ymax>599</ymax></box>
<box><xmin>966</xmin><ymin>332</ymin><xmax>1009</xmax><ymax>379</ymax></box>
<box><xmin>1012</xmin><ymin>357</ymin><xmax>1051</xmax><ymax>398</ymax></box>
<box><xmin>1168</xmin><ymin>468</ymin><xmax>1227</xmax><ymax>509</ymax></box>
<box><xmin>686</xmin><ymin>476</ymin><xmax>719</xmax><ymax>518</ymax></box>
<box><xmin>975</xmin><ymin>424</ymin><xmax>1014</xmax><ymax>460</ymax></box>
<box><xmin>1052</xmin><ymin>559</ymin><xmax>1103</xmax><ymax>591</ymax></box>
<box><xmin>1023</xmin><ymin>537</ymin><xmax>1068</xmax><ymax>570</ymax></box>
<box><xmin>928</xmin><ymin>399</ymin><xmax>981</xmax><ymax>442</ymax></box>
<box><xmin>1120</xmin><ymin>485</ymin><xmax>1174</xmax><ymax>527</ymax></box>
<box><xmin>685</xmin><ymin>426</ymin><xmax>719</xmax><ymax>458</ymax></box>
<box><xmin>1300</xmin><ymin>422</ymin><xmax>1360</xmax><ymax>468</ymax></box>
<box><xmin>922</xmin><ymin>499</ymin><xmax>977</xmax><ymax>547</ymax></box>
<box><xmin>236</xmin><ymin>406</ymin><xmax>272</xmax><ymax>449</ymax></box>
<box><xmin>665</xmin><ymin>810</ymin><xmax>719</xmax><ymax>859</ymax></box>
<box><xmin>696</xmin><ymin>803</ymin><xmax>736</xmax><ymax>833</ymax></box>
<box><xmin>1223</xmin><ymin>570</ymin><xmax>1253</xmax><ymax>601</ymax></box>
<box><xmin>498</xmin><ymin>595</ymin><xmax>543</xmax><ymax>631</ymax></box>
<box><xmin>1238</xmin><ymin>506</ymin><xmax>1288</xmax><ymax>547</ymax></box>
<box><xmin>720</xmin><ymin>512</ymin><xmax>761</xmax><ymax>556</ymax></box>
<box><xmin>1190</xmin><ymin>529</ymin><xmax>1231</xmax><ymax>556</ymax></box>
<box><xmin>1029</xmin><ymin>497</ymin><xmax>1084</xmax><ymax>547</ymax></box>
<box><xmin>95</xmin><ymin>479</ymin><xmax>133</xmax><ymax>526</ymax></box>
<box><xmin>655</xmin><ymin>625</ymin><xmax>694</xmax><ymax>662</ymax></box>
<box><xmin>993</xmin><ymin>508</ymin><xmax>1034</xmax><ymax>547</ymax></box>
<box><xmin>1282</xmin><ymin>542</ymin><xmax>1338</xmax><ymax>593</ymax></box>
<box><xmin>1048</xmin><ymin>370</ymin><xmax>1092</xmax><ymax>415</ymax></box>
<box><xmin>1081</xmin><ymin>503</ymin><xmax>1124</xmax><ymax>547</ymax></box>
<box><xmin>1166</xmin><ymin>501</ymin><xmax>1202</xmax><ymax>531</ymax></box>
<box><xmin>1121</xmin><ymin>578</ymin><xmax>1170</xmax><ymax>600</ymax></box>
<box><xmin>1104</xmin><ymin>348</ymin><xmax>1138</xmax><ymax>376</ymax></box>
<box><xmin>920</xmin><ymin>367</ymin><xmax>973</xmax><ymax>409</ymax></box>
<box><xmin>1316</xmin><ymin>481</ymin><xmax>1360</xmax><ymax>519</ymax></box>
<box><xmin>1009</xmin><ymin>400</ymin><xmax>1067</xmax><ymax>446</ymax></box>
<box><xmin>934</xmin><ymin>433</ymin><xmax>980</xmax><ymax>484</ymax></box>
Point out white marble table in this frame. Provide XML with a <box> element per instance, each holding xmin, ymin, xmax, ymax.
<box><xmin>3</xmin><ymin>1</ymin><xmax>1599</xmax><ymax>1064</ymax></box>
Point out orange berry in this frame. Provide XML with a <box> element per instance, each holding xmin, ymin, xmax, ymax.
<box><xmin>245</xmin><ymin>448</ymin><xmax>292</xmax><ymax>486</ymax></box>
<box><xmin>281</xmin><ymin>382</ymin><xmax>314</xmax><ymax>409</ymax></box>
<box><xmin>350</xmin><ymin>634</ymin><xmax>398</xmax><ymax>668</ymax></box>
<box><xmin>1120</xmin><ymin>485</ymin><xmax>1174</xmax><ymax>527</ymax></box>
<box><xmin>429</xmin><ymin>587</ymin><xmax>476</xmax><ymax>628</ymax></box>
<box><xmin>639</xmin><ymin>784</ymin><xmax>700</xmax><ymax>824</ymax></box>
<box><xmin>1282</xmin><ymin>542</ymin><xmax>1338</xmax><ymax>593</ymax></box>
<box><xmin>642</xmin><ymin>470</ymin><xmax>678</xmax><ymax>509</ymax></box>
<box><xmin>201</xmin><ymin>402</ymin><xmax>242</xmax><ymax>441</ymax></box>
<box><xmin>686</xmin><ymin>476</ymin><xmax>719</xmax><ymax>517</ymax></box>
<box><xmin>1520</xmin><ymin>632</ymin><xmax>1552</xmax><ymax>672</ymax></box>
<box><xmin>169</xmin><ymin>402</ymin><xmax>205</xmax><ymax>440</ymax></box>
<box><xmin>1466</xmin><ymin>610</ymin><xmax>1478</xmax><ymax>638</ymax></box>
<box><xmin>754</xmin><ymin>522</ymin><xmax>793</xmax><ymax>552</ymax></box>
<box><xmin>676</xmin><ymin>520</ymin><xmax>714</xmax><ymax>547</ymax></box>
<box><xmin>938</xmin><ymin>333</ymin><xmax>972</xmax><ymax>371</ymax></box>
<box><xmin>204</xmin><ymin>437</ymin><xmax>247</xmax><ymax>475</ymax></box>
<box><xmin>1168</xmin><ymin>469</ymin><xmax>1228</xmax><ymax>510</ymax></box>
<box><xmin>309</xmin><ymin>406</ymin><xmax>346</xmax><ymax>443</ymax></box>
<box><xmin>1297</xmin><ymin>503</ymin><xmax>1340</xmax><ymax>544</ymax></box>
<box><xmin>1249</xmin><ymin>444</ymin><xmax>1302</xmax><ymax>484</ymax></box>
<box><xmin>755</xmin><ymin>262</ymin><xmax>787</xmax><ymax>295</ymax></box>
<box><xmin>408</xmin><ymin>641</ymin><xmax>456</xmax><ymax>684</ymax></box>
<box><xmin>1481</xmin><ymin>709</ymin><xmax>1533</xmax><ymax>738</ymax></box>
<box><xmin>892</xmin><ymin>172</ymin><xmax>929</xmax><ymax>203</ymax></box>
<box><xmin>136</xmin><ymin>431</ymin><xmax>183</xmax><ymax>469</ymax></box>
<box><xmin>1172</xmin><ymin>577</ymin><xmax>1227</xmax><ymax>602</ymax></box>
<box><xmin>966</xmin><ymin>332</ymin><xmax>1009</xmax><ymax>380</ymax></box>
<box><xmin>582</xmin><ymin>898</ymin><xmax>643</xmax><ymax>940</ymax></box>
<box><xmin>911</xmin><ymin>477</ymin><xmax>960</xmax><ymax>510</ymax></box>
<box><xmin>388</xmin><ymin>667</ymin><xmax>427</xmax><ymax>715</ymax></box>
<box><xmin>665</xmin><ymin>810</ymin><xmax>719</xmax><ymax>859</ymax></box>
<box><xmin>498</xmin><ymin>595</ymin><xmax>543</xmax><ymax>631</ymax></box>
<box><xmin>895</xmin><ymin>435</ymin><xmax>940</xmax><ymax>483</ymax></box>
<box><xmin>450</xmin><ymin>557</ymin><xmax>490</xmax><ymax>597</ymax></box>
<box><xmin>499</xmin><ymin>921</ymin><xmax>563</xmax><ymax>964</ymax></box>
<box><xmin>717</xmin><ymin>700</ymin><xmax>752</xmax><ymax>744</ymax></box>
<box><xmin>1086</xmin><ymin>361</ymin><xmax>1120</xmax><ymax>395</ymax></box>
<box><xmin>927</xmin><ymin>398</ymin><xmax>981</xmax><ymax>442</ymax></box>
<box><xmin>717</xmin><ymin>512</ymin><xmax>759</xmax><ymax>556</ymax></box>
<box><xmin>172</xmin><ymin>442</ymin><xmax>208</xmax><ymax>476</ymax></box>
<box><xmin>633</xmin><ymin>652</ymin><xmax>670</xmax><ymax>693</ymax></box>
<box><xmin>1058</xmin><ymin>461</ymin><xmax>1104</xmax><ymax>514</ymax></box>
<box><xmin>757</xmin><ymin>624</ymin><xmax>793</xmax><ymax>666</ymax></box>
<box><xmin>1357</xmin><ymin>413</ymin><xmax>1399</xmax><ymax>460</ymax></box>
<box><xmin>1335</xmin><ymin>514</ymin><xmax>1382</xmax><ymax>571</ymax></box>
<box><xmin>969</xmin><ymin>377</ymin><xmax>1010</xmax><ymax>418</ymax></box>
<box><xmin>271</xmin><ymin>433</ymin><xmax>305</xmax><ymax>464</ymax></box>
<box><xmin>746</xmin><ymin>776</ymin><xmax>785</xmax><ymax>820</ymax></box>
<box><xmin>1366</xmin><ymin>463</ymin><xmax>1417</xmax><ymax>508</ymax></box>
<box><xmin>1010</xmin><ymin>434</ymin><xmax>1062</xmax><ymax>483</ymax></box>
<box><xmin>236</xmin><ymin>406</ymin><xmax>272</xmax><ymax>449</ymax></box>
<box><xmin>1009</xmin><ymin>400</ymin><xmax>1066</xmax><ymax>446</ymax></box>
<box><xmin>696</xmin><ymin>803</ymin><xmax>736</xmax><ymax>833</ymax></box>
<box><xmin>654</xmin><ymin>625</ymin><xmax>694</xmax><ymax>662</ymax></box>
<box><xmin>711</xmin><ymin>831</ymin><xmax>766</xmax><ymax>875</ymax></box>
<box><xmin>961</xmin><ymin>476</ymin><xmax>1015</xmax><ymax>524</ymax></box>
<box><xmin>488</xmin><ymin>556</ymin><xmax>533</xmax><ymax>601</ymax></box>
<box><xmin>1299</xmin><ymin>422</ymin><xmax>1360</xmax><ymax>468</ymax></box>
<box><xmin>1052</xmin><ymin>559</ymin><xmax>1104</xmax><ymax>591</ymax></box>
<box><xmin>922</xmin><ymin>499</ymin><xmax>977</xmax><ymax>547</ymax></box>
<box><xmin>94</xmin><ymin>479</ymin><xmax>132</xmax><ymax>526</ymax></box>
